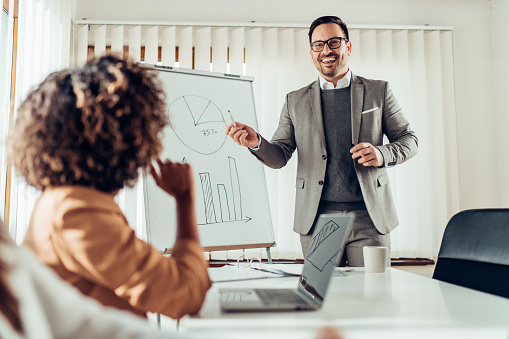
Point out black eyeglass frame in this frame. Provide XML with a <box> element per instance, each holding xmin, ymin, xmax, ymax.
<box><xmin>310</xmin><ymin>37</ymin><xmax>349</xmax><ymax>52</ymax></box>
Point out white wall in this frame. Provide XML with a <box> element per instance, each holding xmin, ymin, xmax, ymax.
<box><xmin>75</xmin><ymin>0</ymin><xmax>508</xmax><ymax>211</ymax></box>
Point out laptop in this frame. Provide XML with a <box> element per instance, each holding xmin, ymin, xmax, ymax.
<box><xmin>219</xmin><ymin>212</ymin><xmax>354</xmax><ymax>312</ymax></box>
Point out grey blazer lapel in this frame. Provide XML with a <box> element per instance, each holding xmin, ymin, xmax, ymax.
<box><xmin>309</xmin><ymin>79</ymin><xmax>326</xmax><ymax>149</ymax></box>
<box><xmin>351</xmin><ymin>73</ymin><xmax>364</xmax><ymax>145</ymax></box>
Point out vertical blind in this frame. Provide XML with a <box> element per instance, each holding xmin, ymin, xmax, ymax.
<box><xmin>8</xmin><ymin>19</ymin><xmax>459</xmax><ymax>261</ymax></box>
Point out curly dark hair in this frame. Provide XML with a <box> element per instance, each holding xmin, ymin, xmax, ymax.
<box><xmin>7</xmin><ymin>55</ymin><xmax>169</xmax><ymax>193</ymax></box>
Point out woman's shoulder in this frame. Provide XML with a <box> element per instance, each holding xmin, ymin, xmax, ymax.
<box><xmin>43</xmin><ymin>186</ymin><xmax>116</xmax><ymax>205</ymax></box>
<box><xmin>38</xmin><ymin>186</ymin><xmax>121</xmax><ymax>218</ymax></box>
<box><xmin>28</xmin><ymin>186</ymin><xmax>127</xmax><ymax>241</ymax></box>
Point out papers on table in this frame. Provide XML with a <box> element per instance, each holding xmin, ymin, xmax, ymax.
<box><xmin>208</xmin><ymin>263</ymin><xmax>348</xmax><ymax>283</ymax></box>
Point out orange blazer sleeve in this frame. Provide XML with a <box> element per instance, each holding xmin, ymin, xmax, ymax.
<box><xmin>50</xmin><ymin>200</ymin><xmax>211</xmax><ymax>319</ymax></box>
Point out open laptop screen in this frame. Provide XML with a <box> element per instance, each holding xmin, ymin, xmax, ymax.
<box><xmin>298</xmin><ymin>214</ymin><xmax>353</xmax><ymax>302</ymax></box>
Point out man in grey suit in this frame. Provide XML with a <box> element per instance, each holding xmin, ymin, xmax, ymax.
<box><xmin>226</xmin><ymin>16</ymin><xmax>418</xmax><ymax>266</ymax></box>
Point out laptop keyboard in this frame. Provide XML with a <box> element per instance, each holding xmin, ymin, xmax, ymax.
<box><xmin>254</xmin><ymin>289</ymin><xmax>307</xmax><ymax>305</ymax></box>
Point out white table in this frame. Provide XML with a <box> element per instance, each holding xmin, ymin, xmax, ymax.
<box><xmin>178</xmin><ymin>267</ymin><xmax>509</xmax><ymax>339</ymax></box>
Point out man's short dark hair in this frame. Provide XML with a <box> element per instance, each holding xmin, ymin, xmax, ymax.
<box><xmin>308</xmin><ymin>16</ymin><xmax>349</xmax><ymax>43</ymax></box>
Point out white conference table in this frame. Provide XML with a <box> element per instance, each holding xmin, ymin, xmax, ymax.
<box><xmin>177</xmin><ymin>267</ymin><xmax>509</xmax><ymax>339</ymax></box>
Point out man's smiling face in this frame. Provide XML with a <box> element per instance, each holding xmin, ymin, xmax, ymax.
<box><xmin>310</xmin><ymin>23</ymin><xmax>352</xmax><ymax>84</ymax></box>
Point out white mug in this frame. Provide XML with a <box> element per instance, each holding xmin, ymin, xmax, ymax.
<box><xmin>363</xmin><ymin>246</ymin><xmax>389</xmax><ymax>273</ymax></box>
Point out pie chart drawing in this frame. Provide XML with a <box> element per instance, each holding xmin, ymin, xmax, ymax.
<box><xmin>168</xmin><ymin>95</ymin><xmax>228</xmax><ymax>155</ymax></box>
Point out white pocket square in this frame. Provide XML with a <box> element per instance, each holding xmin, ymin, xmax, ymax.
<box><xmin>361</xmin><ymin>107</ymin><xmax>379</xmax><ymax>114</ymax></box>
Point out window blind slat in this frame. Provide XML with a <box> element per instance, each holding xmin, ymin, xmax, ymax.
<box><xmin>60</xmin><ymin>0</ymin><xmax>72</xmax><ymax>69</ymax></box>
<box><xmin>111</xmin><ymin>25</ymin><xmax>124</xmax><ymax>55</ymax></box>
<box><xmin>376</xmin><ymin>30</ymin><xmax>393</xmax><ymax>83</ymax></box>
<box><xmin>77</xmin><ymin>24</ymin><xmax>88</xmax><ymax>66</ymax></box>
<box><xmin>33</xmin><ymin>0</ymin><xmax>44</xmax><ymax>84</ymax></box>
<box><xmin>161</xmin><ymin>26</ymin><xmax>176</xmax><ymax>67</ymax></box>
<box><xmin>229</xmin><ymin>27</ymin><xmax>244</xmax><ymax>75</ymax></box>
<box><xmin>21</xmin><ymin>1</ymin><xmax>35</xmax><ymax>95</ymax></box>
<box><xmin>194</xmin><ymin>26</ymin><xmax>211</xmax><ymax>71</ymax></box>
<box><xmin>440</xmin><ymin>31</ymin><xmax>460</xmax><ymax>235</ymax></box>
<box><xmin>348</xmin><ymin>29</ymin><xmax>361</xmax><ymax>75</ymax></box>
<box><xmin>128</xmin><ymin>25</ymin><xmax>141</xmax><ymax>62</ymax></box>
<box><xmin>358</xmin><ymin>30</ymin><xmax>377</xmax><ymax>79</ymax></box>
<box><xmin>211</xmin><ymin>27</ymin><xmax>227</xmax><ymax>73</ymax></box>
<box><xmin>94</xmin><ymin>25</ymin><xmax>107</xmax><ymax>56</ymax></box>
<box><xmin>258</xmin><ymin>28</ymin><xmax>281</xmax><ymax>258</ymax></box>
<box><xmin>178</xmin><ymin>26</ymin><xmax>192</xmax><ymax>69</ymax></box>
<box><xmin>44</xmin><ymin>0</ymin><xmax>55</xmax><ymax>74</ymax></box>
<box><xmin>245</xmin><ymin>27</ymin><xmax>262</xmax><ymax>127</ymax></box>
<box><xmin>422</xmin><ymin>30</ymin><xmax>447</xmax><ymax>256</ymax></box>
<box><xmin>144</xmin><ymin>26</ymin><xmax>158</xmax><ymax>64</ymax></box>
<box><xmin>275</xmin><ymin>28</ymin><xmax>298</xmax><ymax>260</ymax></box>
<box><xmin>294</xmin><ymin>28</ymin><xmax>315</xmax><ymax>90</ymax></box>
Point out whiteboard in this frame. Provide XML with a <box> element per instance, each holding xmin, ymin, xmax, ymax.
<box><xmin>144</xmin><ymin>66</ymin><xmax>275</xmax><ymax>253</ymax></box>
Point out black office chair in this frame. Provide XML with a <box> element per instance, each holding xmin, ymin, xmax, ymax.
<box><xmin>433</xmin><ymin>208</ymin><xmax>509</xmax><ymax>299</ymax></box>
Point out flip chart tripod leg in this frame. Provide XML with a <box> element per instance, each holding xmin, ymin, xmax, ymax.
<box><xmin>266</xmin><ymin>247</ymin><xmax>272</xmax><ymax>264</ymax></box>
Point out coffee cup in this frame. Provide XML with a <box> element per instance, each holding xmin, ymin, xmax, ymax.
<box><xmin>363</xmin><ymin>246</ymin><xmax>389</xmax><ymax>273</ymax></box>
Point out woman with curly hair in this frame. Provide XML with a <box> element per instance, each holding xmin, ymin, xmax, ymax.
<box><xmin>7</xmin><ymin>55</ymin><xmax>211</xmax><ymax>320</ymax></box>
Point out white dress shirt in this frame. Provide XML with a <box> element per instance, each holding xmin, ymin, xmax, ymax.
<box><xmin>319</xmin><ymin>69</ymin><xmax>352</xmax><ymax>90</ymax></box>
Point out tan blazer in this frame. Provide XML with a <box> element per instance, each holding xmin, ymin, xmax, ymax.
<box><xmin>252</xmin><ymin>73</ymin><xmax>418</xmax><ymax>235</ymax></box>
<box><xmin>23</xmin><ymin>186</ymin><xmax>211</xmax><ymax>319</ymax></box>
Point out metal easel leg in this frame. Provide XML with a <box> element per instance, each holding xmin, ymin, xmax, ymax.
<box><xmin>266</xmin><ymin>247</ymin><xmax>272</xmax><ymax>264</ymax></box>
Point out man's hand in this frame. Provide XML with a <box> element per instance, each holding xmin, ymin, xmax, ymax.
<box><xmin>150</xmin><ymin>159</ymin><xmax>194</xmax><ymax>200</ymax></box>
<box><xmin>350</xmin><ymin>142</ymin><xmax>383</xmax><ymax>167</ymax></box>
<box><xmin>225</xmin><ymin>122</ymin><xmax>260</xmax><ymax>148</ymax></box>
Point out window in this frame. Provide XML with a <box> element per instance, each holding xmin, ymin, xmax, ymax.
<box><xmin>0</xmin><ymin>0</ymin><xmax>17</xmax><ymax>232</ymax></box>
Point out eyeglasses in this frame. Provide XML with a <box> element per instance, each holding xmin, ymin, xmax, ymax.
<box><xmin>310</xmin><ymin>37</ymin><xmax>349</xmax><ymax>52</ymax></box>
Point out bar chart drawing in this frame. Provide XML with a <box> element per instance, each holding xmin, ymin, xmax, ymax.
<box><xmin>198</xmin><ymin>156</ymin><xmax>250</xmax><ymax>226</ymax></box>
<box><xmin>199</xmin><ymin>173</ymin><xmax>218</xmax><ymax>224</ymax></box>
<box><xmin>217</xmin><ymin>184</ymin><xmax>231</xmax><ymax>222</ymax></box>
<box><xmin>229</xmin><ymin>156</ymin><xmax>242</xmax><ymax>220</ymax></box>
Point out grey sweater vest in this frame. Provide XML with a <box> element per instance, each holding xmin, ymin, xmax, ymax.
<box><xmin>320</xmin><ymin>87</ymin><xmax>364</xmax><ymax>207</ymax></box>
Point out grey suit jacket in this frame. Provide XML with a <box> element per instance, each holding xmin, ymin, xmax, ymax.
<box><xmin>251</xmin><ymin>73</ymin><xmax>418</xmax><ymax>235</ymax></box>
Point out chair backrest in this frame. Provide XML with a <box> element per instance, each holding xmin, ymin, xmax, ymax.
<box><xmin>433</xmin><ymin>208</ymin><xmax>509</xmax><ymax>299</ymax></box>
